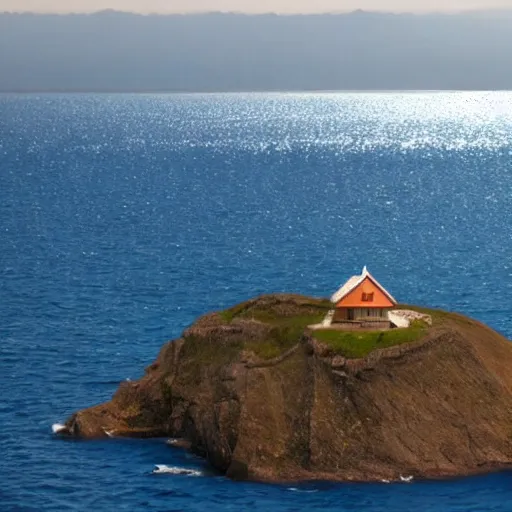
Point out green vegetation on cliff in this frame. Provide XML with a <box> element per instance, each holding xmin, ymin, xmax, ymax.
<box><xmin>218</xmin><ymin>295</ymin><xmax>332</xmax><ymax>360</ymax></box>
<box><xmin>219</xmin><ymin>295</ymin><xmax>332</xmax><ymax>324</ymax></box>
<box><xmin>312</xmin><ymin>320</ymin><xmax>428</xmax><ymax>359</ymax></box>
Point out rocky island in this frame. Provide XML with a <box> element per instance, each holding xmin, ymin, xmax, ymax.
<box><xmin>60</xmin><ymin>293</ymin><xmax>512</xmax><ymax>483</ymax></box>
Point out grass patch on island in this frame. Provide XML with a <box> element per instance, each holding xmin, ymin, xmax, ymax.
<box><xmin>313</xmin><ymin>320</ymin><xmax>428</xmax><ymax>359</ymax></box>
<box><xmin>244</xmin><ymin>316</ymin><xmax>321</xmax><ymax>360</ymax></box>
<box><xmin>219</xmin><ymin>296</ymin><xmax>332</xmax><ymax>360</ymax></box>
<box><xmin>219</xmin><ymin>296</ymin><xmax>332</xmax><ymax>326</ymax></box>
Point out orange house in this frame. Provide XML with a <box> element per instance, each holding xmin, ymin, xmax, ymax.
<box><xmin>331</xmin><ymin>266</ymin><xmax>397</xmax><ymax>322</ymax></box>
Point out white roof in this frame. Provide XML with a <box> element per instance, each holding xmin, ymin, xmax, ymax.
<box><xmin>330</xmin><ymin>266</ymin><xmax>397</xmax><ymax>305</ymax></box>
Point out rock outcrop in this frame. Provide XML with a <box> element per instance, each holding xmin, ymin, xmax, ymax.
<box><xmin>62</xmin><ymin>295</ymin><xmax>512</xmax><ymax>483</ymax></box>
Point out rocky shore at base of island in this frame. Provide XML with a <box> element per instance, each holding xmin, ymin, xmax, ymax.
<box><xmin>58</xmin><ymin>294</ymin><xmax>512</xmax><ymax>483</ymax></box>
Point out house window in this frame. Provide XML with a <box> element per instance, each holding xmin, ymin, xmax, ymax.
<box><xmin>362</xmin><ymin>292</ymin><xmax>374</xmax><ymax>302</ymax></box>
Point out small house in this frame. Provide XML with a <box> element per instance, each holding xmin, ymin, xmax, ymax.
<box><xmin>331</xmin><ymin>266</ymin><xmax>397</xmax><ymax>323</ymax></box>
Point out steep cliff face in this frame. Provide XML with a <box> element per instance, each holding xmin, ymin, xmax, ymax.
<box><xmin>64</xmin><ymin>295</ymin><xmax>512</xmax><ymax>482</ymax></box>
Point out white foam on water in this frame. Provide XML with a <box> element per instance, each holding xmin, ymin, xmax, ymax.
<box><xmin>399</xmin><ymin>475</ymin><xmax>414</xmax><ymax>483</ymax></box>
<box><xmin>152</xmin><ymin>465</ymin><xmax>203</xmax><ymax>477</ymax></box>
<box><xmin>52</xmin><ymin>423</ymin><xmax>67</xmax><ymax>434</ymax></box>
<box><xmin>286</xmin><ymin>487</ymin><xmax>319</xmax><ymax>493</ymax></box>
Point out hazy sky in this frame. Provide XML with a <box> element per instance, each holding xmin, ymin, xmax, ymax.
<box><xmin>2</xmin><ymin>0</ymin><xmax>512</xmax><ymax>14</ymax></box>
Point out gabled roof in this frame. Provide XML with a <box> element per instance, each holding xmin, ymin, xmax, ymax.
<box><xmin>331</xmin><ymin>266</ymin><xmax>397</xmax><ymax>305</ymax></box>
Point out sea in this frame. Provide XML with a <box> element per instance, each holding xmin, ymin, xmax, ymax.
<box><xmin>1</xmin><ymin>92</ymin><xmax>512</xmax><ymax>511</ymax></box>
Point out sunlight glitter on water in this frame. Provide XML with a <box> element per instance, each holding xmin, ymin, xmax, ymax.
<box><xmin>129</xmin><ymin>91</ymin><xmax>512</xmax><ymax>154</ymax></box>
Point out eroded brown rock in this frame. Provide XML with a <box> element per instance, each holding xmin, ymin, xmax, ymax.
<box><xmin>63</xmin><ymin>294</ymin><xmax>512</xmax><ymax>483</ymax></box>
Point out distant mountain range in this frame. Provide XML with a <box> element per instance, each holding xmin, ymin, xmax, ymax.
<box><xmin>1</xmin><ymin>10</ymin><xmax>512</xmax><ymax>92</ymax></box>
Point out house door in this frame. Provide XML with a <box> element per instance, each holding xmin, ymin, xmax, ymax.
<box><xmin>348</xmin><ymin>309</ymin><xmax>354</xmax><ymax>320</ymax></box>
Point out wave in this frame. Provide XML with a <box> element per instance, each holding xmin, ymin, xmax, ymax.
<box><xmin>52</xmin><ymin>423</ymin><xmax>67</xmax><ymax>434</ymax></box>
<box><xmin>152</xmin><ymin>465</ymin><xmax>203</xmax><ymax>477</ymax></box>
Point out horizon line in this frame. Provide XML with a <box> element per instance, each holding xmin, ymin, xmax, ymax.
<box><xmin>2</xmin><ymin>7</ymin><xmax>512</xmax><ymax>16</ymax></box>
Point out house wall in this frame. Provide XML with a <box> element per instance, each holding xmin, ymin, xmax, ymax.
<box><xmin>334</xmin><ymin>307</ymin><xmax>390</xmax><ymax>322</ymax></box>
<box><xmin>335</xmin><ymin>276</ymin><xmax>395</xmax><ymax>309</ymax></box>
<box><xmin>333</xmin><ymin>308</ymin><xmax>348</xmax><ymax>321</ymax></box>
<box><xmin>353</xmin><ymin>308</ymin><xmax>390</xmax><ymax>319</ymax></box>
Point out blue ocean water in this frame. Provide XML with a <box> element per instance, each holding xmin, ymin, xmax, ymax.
<box><xmin>1</xmin><ymin>92</ymin><xmax>512</xmax><ymax>511</ymax></box>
